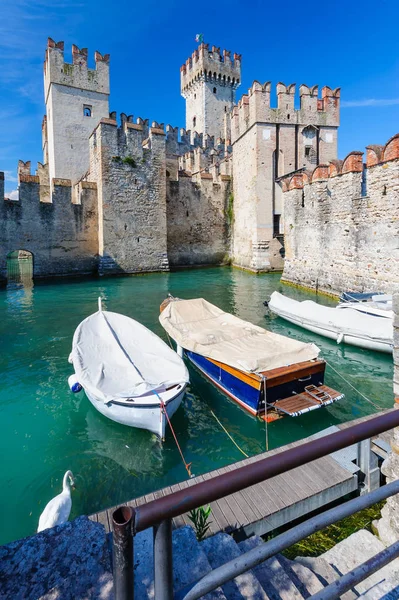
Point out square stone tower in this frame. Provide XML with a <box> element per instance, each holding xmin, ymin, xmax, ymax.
<box><xmin>231</xmin><ymin>82</ymin><xmax>340</xmax><ymax>272</ymax></box>
<box><xmin>181</xmin><ymin>43</ymin><xmax>241</xmax><ymax>140</ymax></box>
<box><xmin>44</xmin><ymin>38</ymin><xmax>110</xmax><ymax>184</ymax></box>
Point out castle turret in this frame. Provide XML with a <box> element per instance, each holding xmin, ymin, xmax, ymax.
<box><xmin>44</xmin><ymin>38</ymin><xmax>110</xmax><ymax>184</ymax></box>
<box><xmin>181</xmin><ymin>43</ymin><xmax>241</xmax><ymax>140</ymax></box>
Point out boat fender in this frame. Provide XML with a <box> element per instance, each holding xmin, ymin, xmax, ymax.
<box><xmin>68</xmin><ymin>374</ymin><xmax>82</xmax><ymax>393</ymax></box>
<box><xmin>68</xmin><ymin>353</ymin><xmax>73</xmax><ymax>364</ymax></box>
<box><xmin>337</xmin><ymin>333</ymin><xmax>344</xmax><ymax>345</ymax></box>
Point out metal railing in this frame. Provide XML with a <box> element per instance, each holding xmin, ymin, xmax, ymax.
<box><xmin>110</xmin><ymin>409</ymin><xmax>399</xmax><ymax>600</ymax></box>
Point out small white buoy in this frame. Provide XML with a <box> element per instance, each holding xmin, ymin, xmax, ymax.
<box><xmin>68</xmin><ymin>374</ymin><xmax>82</xmax><ymax>393</ymax></box>
<box><xmin>337</xmin><ymin>333</ymin><xmax>344</xmax><ymax>345</ymax></box>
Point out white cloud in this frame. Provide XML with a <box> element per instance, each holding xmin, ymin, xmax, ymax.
<box><xmin>342</xmin><ymin>98</ymin><xmax>399</xmax><ymax>108</ymax></box>
<box><xmin>5</xmin><ymin>189</ymin><xmax>19</xmax><ymax>200</ymax></box>
<box><xmin>4</xmin><ymin>170</ymin><xmax>18</xmax><ymax>183</ymax></box>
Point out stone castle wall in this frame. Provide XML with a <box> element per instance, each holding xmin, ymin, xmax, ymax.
<box><xmin>281</xmin><ymin>134</ymin><xmax>399</xmax><ymax>295</ymax></box>
<box><xmin>166</xmin><ymin>170</ymin><xmax>231</xmax><ymax>266</ymax></box>
<box><xmin>89</xmin><ymin>116</ymin><xmax>169</xmax><ymax>275</ymax></box>
<box><xmin>0</xmin><ymin>168</ymin><xmax>98</xmax><ymax>283</ymax></box>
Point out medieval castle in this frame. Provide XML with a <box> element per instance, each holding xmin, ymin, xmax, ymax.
<box><xmin>1</xmin><ymin>38</ymin><xmax>398</xmax><ymax>294</ymax></box>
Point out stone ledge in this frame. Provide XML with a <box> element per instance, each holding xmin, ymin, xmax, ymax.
<box><xmin>80</xmin><ymin>181</ymin><xmax>97</xmax><ymax>189</ymax></box>
<box><xmin>52</xmin><ymin>178</ymin><xmax>71</xmax><ymax>187</ymax></box>
<box><xmin>150</xmin><ymin>127</ymin><xmax>166</xmax><ymax>136</ymax></box>
<box><xmin>200</xmin><ymin>173</ymin><xmax>213</xmax><ymax>180</ymax></box>
<box><xmin>220</xmin><ymin>174</ymin><xmax>231</xmax><ymax>181</ymax></box>
<box><xmin>20</xmin><ymin>175</ymin><xmax>40</xmax><ymax>183</ymax></box>
<box><xmin>99</xmin><ymin>118</ymin><xmax>117</xmax><ymax>126</ymax></box>
<box><xmin>126</xmin><ymin>122</ymin><xmax>143</xmax><ymax>131</ymax></box>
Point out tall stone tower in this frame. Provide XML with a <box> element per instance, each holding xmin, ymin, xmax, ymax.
<box><xmin>181</xmin><ymin>43</ymin><xmax>241</xmax><ymax>140</ymax></box>
<box><xmin>44</xmin><ymin>38</ymin><xmax>110</xmax><ymax>184</ymax></box>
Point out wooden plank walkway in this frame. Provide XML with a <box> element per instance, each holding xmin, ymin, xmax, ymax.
<box><xmin>90</xmin><ymin>411</ymin><xmax>395</xmax><ymax>539</ymax></box>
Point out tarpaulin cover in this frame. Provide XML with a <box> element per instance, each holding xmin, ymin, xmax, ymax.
<box><xmin>71</xmin><ymin>310</ymin><xmax>189</xmax><ymax>403</ymax></box>
<box><xmin>159</xmin><ymin>298</ymin><xmax>320</xmax><ymax>373</ymax></box>
<box><xmin>269</xmin><ymin>292</ymin><xmax>393</xmax><ymax>345</ymax></box>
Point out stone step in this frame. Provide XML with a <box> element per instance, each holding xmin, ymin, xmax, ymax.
<box><xmin>238</xmin><ymin>535</ymin><xmax>305</xmax><ymax>600</ymax></box>
<box><xmin>201</xmin><ymin>533</ymin><xmax>269</xmax><ymax>599</ymax></box>
<box><xmin>172</xmin><ymin>527</ymin><xmax>226</xmax><ymax>600</ymax></box>
<box><xmin>135</xmin><ymin>525</ymin><xmax>226</xmax><ymax>600</ymax></box>
<box><xmin>295</xmin><ymin>556</ymin><xmax>357</xmax><ymax>600</ymax></box>
<box><xmin>275</xmin><ymin>554</ymin><xmax>325</xmax><ymax>597</ymax></box>
<box><xmin>320</xmin><ymin>529</ymin><xmax>399</xmax><ymax>597</ymax></box>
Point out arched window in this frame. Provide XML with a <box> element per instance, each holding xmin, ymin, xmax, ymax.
<box><xmin>213</xmin><ymin>87</ymin><xmax>217</xmax><ymax>94</ymax></box>
<box><xmin>83</xmin><ymin>105</ymin><xmax>92</xmax><ymax>117</ymax></box>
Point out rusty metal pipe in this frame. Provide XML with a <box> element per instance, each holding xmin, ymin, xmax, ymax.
<box><xmin>112</xmin><ymin>506</ymin><xmax>134</xmax><ymax>600</ymax></box>
<box><xmin>134</xmin><ymin>409</ymin><xmax>399</xmax><ymax>532</ymax></box>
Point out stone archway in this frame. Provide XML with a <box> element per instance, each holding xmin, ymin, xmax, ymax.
<box><xmin>6</xmin><ymin>250</ymin><xmax>33</xmax><ymax>284</ymax></box>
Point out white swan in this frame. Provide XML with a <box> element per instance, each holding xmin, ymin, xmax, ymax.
<box><xmin>37</xmin><ymin>470</ymin><xmax>75</xmax><ymax>532</ymax></box>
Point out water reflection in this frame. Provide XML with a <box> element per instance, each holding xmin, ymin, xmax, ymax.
<box><xmin>0</xmin><ymin>268</ymin><xmax>394</xmax><ymax>545</ymax></box>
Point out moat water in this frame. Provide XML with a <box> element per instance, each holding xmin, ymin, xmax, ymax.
<box><xmin>0</xmin><ymin>267</ymin><xmax>393</xmax><ymax>545</ymax></box>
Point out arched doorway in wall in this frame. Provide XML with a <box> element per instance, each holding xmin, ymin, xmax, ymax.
<box><xmin>6</xmin><ymin>250</ymin><xmax>33</xmax><ymax>285</ymax></box>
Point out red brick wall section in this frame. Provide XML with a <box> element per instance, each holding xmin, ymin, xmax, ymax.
<box><xmin>328</xmin><ymin>159</ymin><xmax>343</xmax><ymax>177</ymax></box>
<box><xmin>342</xmin><ymin>151</ymin><xmax>363</xmax><ymax>173</ymax></box>
<box><xmin>366</xmin><ymin>145</ymin><xmax>384</xmax><ymax>167</ymax></box>
<box><xmin>383</xmin><ymin>134</ymin><xmax>399</xmax><ymax>162</ymax></box>
<box><xmin>311</xmin><ymin>164</ymin><xmax>329</xmax><ymax>181</ymax></box>
<box><xmin>289</xmin><ymin>173</ymin><xmax>304</xmax><ymax>190</ymax></box>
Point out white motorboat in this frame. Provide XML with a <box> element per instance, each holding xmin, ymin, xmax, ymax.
<box><xmin>337</xmin><ymin>292</ymin><xmax>393</xmax><ymax>320</ymax></box>
<box><xmin>268</xmin><ymin>292</ymin><xmax>393</xmax><ymax>354</ymax></box>
<box><xmin>68</xmin><ymin>299</ymin><xmax>189</xmax><ymax>438</ymax></box>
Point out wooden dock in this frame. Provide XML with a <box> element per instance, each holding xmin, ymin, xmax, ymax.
<box><xmin>90</xmin><ymin>411</ymin><xmax>393</xmax><ymax>540</ymax></box>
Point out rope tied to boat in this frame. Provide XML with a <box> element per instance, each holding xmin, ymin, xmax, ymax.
<box><xmin>209</xmin><ymin>410</ymin><xmax>249</xmax><ymax>458</ymax></box>
<box><xmin>157</xmin><ymin>394</ymin><xmax>193</xmax><ymax>478</ymax></box>
<box><xmin>326</xmin><ymin>361</ymin><xmax>384</xmax><ymax>410</ymax></box>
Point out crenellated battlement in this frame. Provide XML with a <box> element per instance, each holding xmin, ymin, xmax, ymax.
<box><xmin>44</xmin><ymin>37</ymin><xmax>110</xmax><ymax>99</ymax></box>
<box><xmin>231</xmin><ymin>80</ymin><xmax>340</xmax><ymax>142</ymax></box>
<box><xmin>280</xmin><ymin>133</ymin><xmax>399</xmax><ymax>192</ymax></box>
<box><xmin>281</xmin><ymin>131</ymin><xmax>399</xmax><ymax>295</ymax></box>
<box><xmin>181</xmin><ymin>43</ymin><xmax>241</xmax><ymax>95</ymax></box>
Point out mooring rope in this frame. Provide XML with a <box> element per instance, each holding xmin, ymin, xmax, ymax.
<box><xmin>209</xmin><ymin>409</ymin><xmax>249</xmax><ymax>458</ymax></box>
<box><xmin>157</xmin><ymin>394</ymin><xmax>193</xmax><ymax>478</ymax></box>
<box><xmin>326</xmin><ymin>360</ymin><xmax>384</xmax><ymax>410</ymax></box>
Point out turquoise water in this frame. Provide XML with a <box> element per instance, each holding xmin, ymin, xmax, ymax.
<box><xmin>0</xmin><ymin>268</ymin><xmax>393</xmax><ymax>545</ymax></box>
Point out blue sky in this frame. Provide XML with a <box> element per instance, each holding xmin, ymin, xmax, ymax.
<box><xmin>1</xmin><ymin>0</ymin><xmax>399</xmax><ymax>193</ymax></box>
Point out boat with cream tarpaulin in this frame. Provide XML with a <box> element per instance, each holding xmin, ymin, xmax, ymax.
<box><xmin>159</xmin><ymin>297</ymin><xmax>344</xmax><ymax>422</ymax></box>
<box><xmin>68</xmin><ymin>299</ymin><xmax>189</xmax><ymax>438</ymax></box>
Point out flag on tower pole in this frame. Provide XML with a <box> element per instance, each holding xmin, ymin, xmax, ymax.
<box><xmin>195</xmin><ymin>33</ymin><xmax>204</xmax><ymax>43</ymax></box>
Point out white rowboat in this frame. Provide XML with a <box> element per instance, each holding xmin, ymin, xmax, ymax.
<box><xmin>68</xmin><ymin>299</ymin><xmax>189</xmax><ymax>438</ymax></box>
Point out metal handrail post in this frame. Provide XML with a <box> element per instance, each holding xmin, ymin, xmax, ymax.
<box><xmin>309</xmin><ymin>539</ymin><xmax>399</xmax><ymax>600</ymax></box>
<box><xmin>112</xmin><ymin>506</ymin><xmax>135</xmax><ymax>600</ymax></box>
<box><xmin>154</xmin><ymin>518</ymin><xmax>173</xmax><ymax>600</ymax></box>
